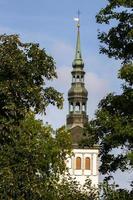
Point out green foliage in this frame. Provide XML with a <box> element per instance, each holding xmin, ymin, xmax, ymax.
<box><xmin>95</xmin><ymin>93</ymin><xmax>133</xmax><ymax>173</ymax></box>
<box><xmin>57</xmin><ymin>177</ymin><xmax>99</xmax><ymax>200</ymax></box>
<box><xmin>96</xmin><ymin>0</ymin><xmax>133</xmax><ymax>62</ymax></box>
<box><xmin>0</xmin><ymin>34</ymin><xmax>63</xmax><ymax>132</ymax></box>
<box><xmin>86</xmin><ymin>65</ymin><xmax>133</xmax><ymax>177</ymax></box>
<box><xmin>119</xmin><ymin>63</ymin><xmax>133</xmax><ymax>85</ymax></box>
<box><xmin>100</xmin><ymin>181</ymin><xmax>133</xmax><ymax>200</ymax></box>
<box><xmin>0</xmin><ymin>34</ymin><xmax>69</xmax><ymax>199</ymax></box>
<box><xmin>0</xmin><ymin>113</ymin><xmax>72</xmax><ymax>199</ymax></box>
<box><xmin>80</xmin><ymin>123</ymin><xmax>99</xmax><ymax>148</ymax></box>
<box><xmin>80</xmin><ymin>0</ymin><xmax>133</xmax><ymax>185</ymax></box>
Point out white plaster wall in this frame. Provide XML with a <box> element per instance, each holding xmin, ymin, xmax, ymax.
<box><xmin>66</xmin><ymin>148</ymin><xmax>99</xmax><ymax>186</ymax></box>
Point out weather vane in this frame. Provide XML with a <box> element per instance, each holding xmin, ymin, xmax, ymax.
<box><xmin>74</xmin><ymin>9</ymin><xmax>81</xmax><ymax>28</ymax></box>
<box><xmin>78</xmin><ymin>9</ymin><xmax>80</xmax><ymax>19</ymax></box>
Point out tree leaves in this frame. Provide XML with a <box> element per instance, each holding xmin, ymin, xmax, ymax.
<box><xmin>0</xmin><ymin>34</ymin><xmax>66</xmax><ymax>199</ymax></box>
<box><xmin>96</xmin><ymin>0</ymin><xmax>133</xmax><ymax>63</ymax></box>
<box><xmin>100</xmin><ymin>181</ymin><xmax>133</xmax><ymax>200</ymax></box>
<box><xmin>0</xmin><ymin>113</ymin><xmax>72</xmax><ymax>199</ymax></box>
<box><xmin>0</xmin><ymin>34</ymin><xmax>63</xmax><ymax>130</ymax></box>
<box><xmin>83</xmin><ymin>0</ymin><xmax>133</xmax><ymax>183</ymax></box>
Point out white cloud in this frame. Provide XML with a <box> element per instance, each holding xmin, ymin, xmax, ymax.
<box><xmin>52</xmin><ymin>41</ymin><xmax>74</xmax><ymax>67</ymax></box>
<box><xmin>44</xmin><ymin>66</ymin><xmax>109</xmax><ymax>128</ymax></box>
<box><xmin>85</xmin><ymin>71</ymin><xmax>109</xmax><ymax>118</ymax></box>
<box><xmin>86</xmin><ymin>71</ymin><xmax>108</xmax><ymax>96</ymax></box>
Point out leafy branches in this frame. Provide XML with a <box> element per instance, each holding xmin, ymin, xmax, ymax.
<box><xmin>83</xmin><ymin>0</ymin><xmax>133</xmax><ymax>182</ymax></box>
<box><xmin>96</xmin><ymin>0</ymin><xmax>133</xmax><ymax>62</ymax></box>
<box><xmin>0</xmin><ymin>34</ymin><xmax>63</xmax><ymax>127</ymax></box>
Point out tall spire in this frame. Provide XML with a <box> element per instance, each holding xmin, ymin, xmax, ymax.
<box><xmin>67</xmin><ymin>12</ymin><xmax>88</xmax><ymax>132</ymax></box>
<box><xmin>73</xmin><ymin>10</ymin><xmax>84</xmax><ymax>67</ymax></box>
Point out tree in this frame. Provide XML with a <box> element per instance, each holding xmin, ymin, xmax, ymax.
<box><xmin>0</xmin><ymin>34</ymin><xmax>63</xmax><ymax>135</ymax></box>
<box><xmin>57</xmin><ymin>177</ymin><xmax>99</xmax><ymax>200</ymax></box>
<box><xmin>87</xmin><ymin>63</ymin><xmax>133</xmax><ymax>175</ymax></box>
<box><xmin>100</xmin><ymin>181</ymin><xmax>133</xmax><ymax>200</ymax></box>
<box><xmin>0</xmin><ymin>113</ymin><xmax>72</xmax><ymax>199</ymax></box>
<box><xmin>0</xmin><ymin>34</ymin><xmax>67</xmax><ymax>199</ymax></box>
<box><xmin>83</xmin><ymin>0</ymin><xmax>133</xmax><ymax>181</ymax></box>
<box><xmin>96</xmin><ymin>0</ymin><xmax>133</xmax><ymax>63</ymax></box>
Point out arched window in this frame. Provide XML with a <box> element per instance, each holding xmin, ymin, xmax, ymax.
<box><xmin>82</xmin><ymin>103</ymin><xmax>86</xmax><ymax>112</ymax></box>
<box><xmin>81</xmin><ymin>75</ymin><xmax>84</xmax><ymax>82</ymax></box>
<box><xmin>76</xmin><ymin>75</ymin><xmax>80</xmax><ymax>82</ymax></box>
<box><xmin>73</xmin><ymin>76</ymin><xmax>75</xmax><ymax>83</ymax></box>
<box><xmin>76</xmin><ymin>157</ymin><xmax>81</xmax><ymax>170</ymax></box>
<box><xmin>75</xmin><ymin>102</ymin><xmax>80</xmax><ymax>112</ymax></box>
<box><xmin>70</xmin><ymin>102</ymin><xmax>73</xmax><ymax>112</ymax></box>
<box><xmin>85</xmin><ymin>157</ymin><xmax>90</xmax><ymax>170</ymax></box>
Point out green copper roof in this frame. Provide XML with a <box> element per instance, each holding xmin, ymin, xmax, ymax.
<box><xmin>73</xmin><ymin>22</ymin><xmax>84</xmax><ymax>67</ymax></box>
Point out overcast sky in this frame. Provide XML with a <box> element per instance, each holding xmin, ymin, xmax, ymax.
<box><xmin>1</xmin><ymin>0</ymin><xmax>132</xmax><ymax>188</ymax></box>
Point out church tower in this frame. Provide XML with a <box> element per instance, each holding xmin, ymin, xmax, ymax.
<box><xmin>67</xmin><ymin>19</ymin><xmax>88</xmax><ymax>128</ymax></box>
<box><xmin>66</xmin><ymin>17</ymin><xmax>99</xmax><ymax>186</ymax></box>
<box><xmin>67</xmin><ymin>19</ymin><xmax>88</xmax><ymax>148</ymax></box>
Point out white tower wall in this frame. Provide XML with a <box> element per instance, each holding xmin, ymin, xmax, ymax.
<box><xmin>66</xmin><ymin>148</ymin><xmax>99</xmax><ymax>186</ymax></box>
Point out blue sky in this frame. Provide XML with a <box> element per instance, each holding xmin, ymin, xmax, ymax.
<box><xmin>0</xmin><ymin>0</ymin><xmax>122</xmax><ymax>128</ymax></box>
<box><xmin>1</xmin><ymin>0</ymin><xmax>132</xmax><ymax>188</ymax></box>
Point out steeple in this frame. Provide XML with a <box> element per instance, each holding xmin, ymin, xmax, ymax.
<box><xmin>73</xmin><ymin>12</ymin><xmax>84</xmax><ymax>67</ymax></box>
<box><xmin>67</xmin><ymin>15</ymin><xmax>88</xmax><ymax>134</ymax></box>
<box><xmin>65</xmin><ymin>16</ymin><xmax>99</xmax><ymax>187</ymax></box>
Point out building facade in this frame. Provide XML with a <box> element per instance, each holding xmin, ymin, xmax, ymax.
<box><xmin>66</xmin><ymin>19</ymin><xmax>99</xmax><ymax>186</ymax></box>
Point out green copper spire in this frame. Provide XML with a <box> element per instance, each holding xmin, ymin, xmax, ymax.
<box><xmin>75</xmin><ymin>22</ymin><xmax>82</xmax><ymax>59</ymax></box>
<box><xmin>73</xmin><ymin>14</ymin><xmax>84</xmax><ymax>67</ymax></box>
<box><xmin>67</xmin><ymin>11</ymin><xmax>88</xmax><ymax>134</ymax></box>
